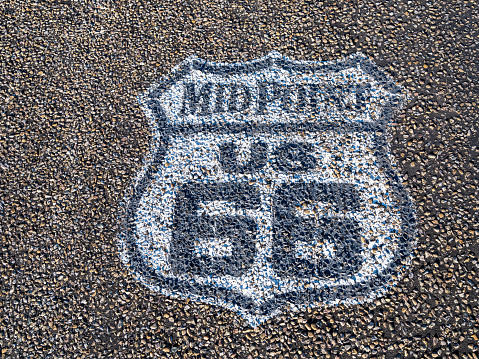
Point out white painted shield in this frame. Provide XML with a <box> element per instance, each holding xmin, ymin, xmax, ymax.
<box><xmin>119</xmin><ymin>52</ymin><xmax>416</xmax><ymax>326</ymax></box>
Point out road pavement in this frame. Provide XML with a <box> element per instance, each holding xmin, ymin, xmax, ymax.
<box><xmin>0</xmin><ymin>0</ymin><xmax>478</xmax><ymax>358</ymax></box>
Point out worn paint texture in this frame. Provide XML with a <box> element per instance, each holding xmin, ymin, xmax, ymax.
<box><xmin>119</xmin><ymin>52</ymin><xmax>416</xmax><ymax>326</ymax></box>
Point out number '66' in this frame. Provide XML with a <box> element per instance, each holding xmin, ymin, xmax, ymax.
<box><xmin>169</xmin><ymin>141</ymin><xmax>364</xmax><ymax>280</ymax></box>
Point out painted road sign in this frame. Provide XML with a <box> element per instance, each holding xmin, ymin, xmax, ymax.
<box><xmin>119</xmin><ymin>52</ymin><xmax>416</xmax><ymax>326</ymax></box>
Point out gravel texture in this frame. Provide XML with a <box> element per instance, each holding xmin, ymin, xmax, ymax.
<box><xmin>1</xmin><ymin>0</ymin><xmax>478</xmax><ymax>358</ymax></box>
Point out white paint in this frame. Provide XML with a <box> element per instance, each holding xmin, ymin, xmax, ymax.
<box><xmin>135</xmin><ymin>131</ymin><xmax>402</xmax><ymax>297</ymax></box>
<box><xmin>119</xmin><ymin>52</ymin><xmax>415</xmax><ymax>326</ymax></box>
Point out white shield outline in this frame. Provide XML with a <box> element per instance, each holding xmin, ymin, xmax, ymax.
<box><xmin>119</xmin><ymin>52</ymin><xmax>416</xmax><ymax>326</ymax></box>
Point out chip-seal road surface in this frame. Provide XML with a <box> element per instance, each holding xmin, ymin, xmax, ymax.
<box><xmin>0</xmin><ymin>1</ymin><xmax>478</xmax><ymax>358</ymax></box>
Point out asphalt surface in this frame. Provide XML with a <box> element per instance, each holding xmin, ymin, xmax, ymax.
<box><xmin>1</xmin><ymin>0</ymin><xmax>478</xmax><ymax>358</ymax></box>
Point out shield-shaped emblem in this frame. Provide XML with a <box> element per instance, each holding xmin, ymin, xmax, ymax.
<box><xmin>119</xmin><ymin>52</ymin><xmax>416</xmax><ymax>326</ymax></box>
